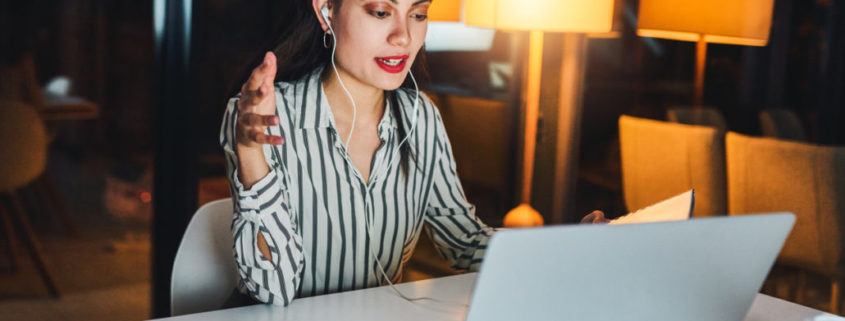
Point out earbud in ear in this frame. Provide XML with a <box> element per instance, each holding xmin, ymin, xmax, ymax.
<box><xmin>321</xmin><ymin>5</ymin><xmax>331</xmax><ymax>28</ymax></box>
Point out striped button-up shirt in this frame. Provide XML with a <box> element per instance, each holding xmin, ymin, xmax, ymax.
<box><xmin>220</xmin><ymin>66</ymin><xmax>493</xmax><ymax>306</ymax></box>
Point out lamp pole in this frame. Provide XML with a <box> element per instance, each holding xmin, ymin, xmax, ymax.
<box><xmin>694</xmin><ymin>35</ymin><xmax>707</xmax><ymax>106</ymax></box>
<box><xmin>552</xmin><ymin>33</ymin><xmax>588</xmax><ymax>224</ymax></box>
<box><xmin>520</xmin><ymin>30</ymin><xmax>544</xmax><ymax>205</ymax></box>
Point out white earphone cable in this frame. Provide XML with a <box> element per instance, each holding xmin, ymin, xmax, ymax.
<box><xmin>325</xmin><ymin>17</ymin><xmax>357</xmax><ymax>149</ymax></box>
<box><xmin>370</xmin><ymin>70</ymin><xmax>420</xmax><ymax>185</ymax></box>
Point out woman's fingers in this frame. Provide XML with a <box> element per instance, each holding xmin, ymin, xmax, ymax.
<box><xmin>235</xmin><ymin>52</ymin><xmax>280</xmax><ymax>148</ymax></box>
<box><xmin>263</xmin><ymin>52</ymin><xmax>277</xmax><ymax>87</ymax></box>
<box><xmin>243</xmin><ymin>53</ymin><xmax>273</xmax><ymax>93</ymax></box>
<box><xmin>239</xmin><ymin>53</ymin><xmax>277</xmax><ymax>113</ymax></box>
<box><xmin>238</xmin><ymin>112</ymin><xmax>283</xmax><ymax>146</ymax></box>
<box><xmin>580</xmin><ymin>210</ymin><xmax>609</xmax><ymax>224</ymax></box>
<box><xmin>248</xmin><ymin>129</ymin><xmax>284</xmax><ymax>145</ymax></box>
<box><xmin>242</xmin><ymin>52</ymin><xmax>276</xmax><ymax>93</ymax></box>
<box><xmin>239</xmin><ymin>82</ymin><xmax>271</xmax><ymax>110</ymax></box>
<box><xmin>240</xmin><ymin>113</ymin><xmax>279</xmax><ymax>127</ymax></box>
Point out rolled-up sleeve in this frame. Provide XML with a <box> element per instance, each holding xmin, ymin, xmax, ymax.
<box><xmin>423</xmin><ymin>107</ymin><xmax>494</xmax><ymax>272</ymax></box>
<box><xmin>219</xmin><ymin>95</ymin><xmax>304</xmax><ymax>306</ymax></box>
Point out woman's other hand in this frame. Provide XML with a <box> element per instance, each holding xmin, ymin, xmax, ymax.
<box><xmin>236</xmin><ymin>51</ymin><xmax>284</xmax><ymax>149</ymax></box>
<box><xmin>580</xmin><ymin>210</ymin><xmax>609</xmax><ymax>224</ymax></box>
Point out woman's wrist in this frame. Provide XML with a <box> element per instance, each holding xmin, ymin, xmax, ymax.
<box><xmin>236</xmin><ymin>143</ymin><xmax>270</xmax><ymax>190</ymax></box>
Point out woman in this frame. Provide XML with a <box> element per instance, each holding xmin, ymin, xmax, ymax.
<box><xmin>221</xmin><ymin>0</ymin><xmax>605</xmax><ymax>307</ymax></box>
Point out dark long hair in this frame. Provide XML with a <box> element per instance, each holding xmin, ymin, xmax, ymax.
<box><xmin>232</xmin><ymin>0</ymin><xmax>427</xmax><ymax>177</ymax></box>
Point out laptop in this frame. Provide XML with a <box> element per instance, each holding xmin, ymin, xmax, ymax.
<box><xmin>464</xmin><ymin>213</ymin><xmax>795</xmax><ymax>321</ymax></box>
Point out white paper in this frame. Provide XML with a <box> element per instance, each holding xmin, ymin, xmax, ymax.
<box><xmin>609</xmin><ymin>190</ymin><xmax>695</xmax><ymax>225</ymax></box>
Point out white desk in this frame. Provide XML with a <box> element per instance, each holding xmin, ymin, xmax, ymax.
<box><xmin>154</xmin><ymin>273</ymin><xmax>841</xmax><ymax>321</ymax></box>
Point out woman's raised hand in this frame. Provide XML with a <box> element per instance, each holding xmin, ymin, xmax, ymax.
<box><xmin>236</xmin><ymin>51</ymin><xmax>284</xmax><ymax>149</ymax></box>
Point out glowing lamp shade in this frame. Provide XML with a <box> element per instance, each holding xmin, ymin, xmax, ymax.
<box><xmin>427</xmin><ymin>0</ymin><xmax>461</xmax><ymax>22</ymax></box>
<box><xmin>637</xmin><ymin>0</ymin><xmax>775</xmax><ymax>105</ymax></box>
<box><xmin>465</xmin><ymin>0</ymin><xmax>614</xmax><ymax>32</ymax></box>
<box><xmin>637</xmin><ymin>0</ymin><xmax>775</xmax><ymax>46</ymax></box>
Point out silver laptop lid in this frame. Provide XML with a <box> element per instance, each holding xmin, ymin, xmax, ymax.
<box><xmin>465</xmin><ymin>213</ymin><xmax>795</xmax><ymax>321</ymax></box>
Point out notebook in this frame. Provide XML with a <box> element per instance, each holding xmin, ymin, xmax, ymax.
<box><xmin>610</xmin><ymin>189</ymin><xmax>694</xmax><ymax>225</ymax></box>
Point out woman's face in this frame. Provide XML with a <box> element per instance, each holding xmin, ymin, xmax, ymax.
<box><xmin>325</xmin><ymin>0</ymin><xmax>430</xmax><ymax>90</ymax></box>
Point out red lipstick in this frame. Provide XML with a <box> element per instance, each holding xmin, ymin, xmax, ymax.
<box><xmin>374</xmin><ymin>55</ymin><xmax>408</xmax><ymax>73</ymax></box>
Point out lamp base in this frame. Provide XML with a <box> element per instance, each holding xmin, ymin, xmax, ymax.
<box><xmin>503</xmin><ymin>203</ymin><xmax>544</xmax><ymax>228</ymax></box>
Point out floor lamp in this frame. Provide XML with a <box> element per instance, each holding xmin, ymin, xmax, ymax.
<box><xmin>464</xmin><ymin>0</ymin><xmax>615</xmax><ymax>227</ymax></box>
<box><xmin>637</xmin><ymin>0</ymin><xmax>775</xmax><ymax>106</ymax></box>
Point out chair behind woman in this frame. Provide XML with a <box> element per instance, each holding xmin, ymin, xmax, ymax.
<box><xmin>618</xmin><ymin>115</ymin><xmax>726</xmax><ymax>217</ymax></box>
<box><xmin>0</xmin><ymin>101</ymin><xmax>60</xmax><ymax>296</ymax></box>
<box><xmin>171</xmin><ymin>198</ymin><xmax>239</xmax><ymax>316</ymax></box>
<box><xmin>726</xmin><ymin>132</ymin><xmax>845</xmax><ymax>313</ymax></box>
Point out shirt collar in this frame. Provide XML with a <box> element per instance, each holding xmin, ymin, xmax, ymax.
<box><xmin>297</xmin><ymin>66</ymin><xmax>333</xmax><ymax>130</ymax></box>
<box><xmin>303</xmin><ymin>66</ymin><xmax>397</xmax><ymax>140</ymax></box>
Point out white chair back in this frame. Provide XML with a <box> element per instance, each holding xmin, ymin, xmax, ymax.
<box><xmin>170</xmin><ymin>198</ymin><xmax>238</xmax><ymax>316</ymax></box>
